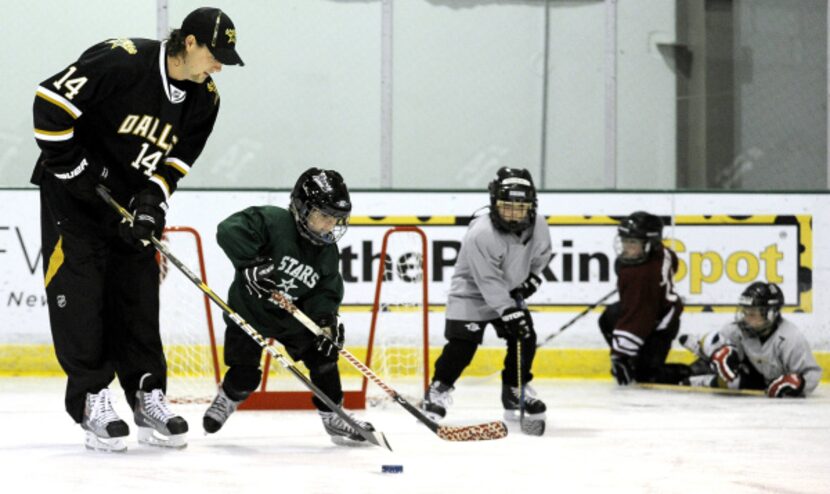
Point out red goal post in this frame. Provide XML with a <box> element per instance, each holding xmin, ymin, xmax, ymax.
<box><xmin>362</xmin><ymin>226</ymin><xmax>430</xmax><ymax>406</ymax></box>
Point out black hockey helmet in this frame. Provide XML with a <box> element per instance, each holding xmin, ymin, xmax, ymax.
<box><xmin>290</xmin><ymin>167</ymin><xmax>352</xmax><ymax>245</ymax></box>
<box><xmin>615</xmin><ymin>211</ymin><xmax>663</xmax><ymax>264</ymax></box>
<box><xmin>736</xmin><ymin>281</ymin><xmax>784</xmax><ymax>338</ymax></box>
<box><xmin>488</xmin><ymin>167</ymin><xmax>537</xmax><ymax>233</ymax></box>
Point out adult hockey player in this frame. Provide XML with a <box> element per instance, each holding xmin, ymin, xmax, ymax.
<box><xmin>421</xmin><ymin>167</ymin><xmax>552</xmax><ymax>426</ymax></box>
<box><xmin>598</xmin><ymin>211</ymin><xmax>689</xmax><ymax>385</ymax></box>
<box><xmin>203</xmin><ymin>168</ymin><xmax>376</xmax><ymax>446</ymax></box>
<box><xmin>679</xmin><ymin>282</ymin><xmax>822</xmax><ymax>397</ymax></box>
<box><xmin>31</xmin><ymin>7</ymin><xmax>244</xmax><ymax>452</ymax></box>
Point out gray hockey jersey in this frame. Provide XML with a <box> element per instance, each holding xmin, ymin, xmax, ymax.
<box><xmin>445</xmin><ymin>213</ymin><xmax>552</xmax><ymax>321</ymax></box>
<box><xmin>714</xmin><ymin>319</ymin><xmax>822</xmax><ymax>395</ymax></box>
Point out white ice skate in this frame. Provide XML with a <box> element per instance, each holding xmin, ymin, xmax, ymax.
<box><xmin>421</xmin><ymin>381</ymin><xmax>454</xmax><ymax>421</ymax></box>
<box><xmin>318</xmin><ymin>409</ymin><xmax>375</xmax><ymax>447</ymax></box>
<box><xmin>81</xmin><ymin>388</ymin><xmax>129</xmax><ymax>453</ymax></box>
<box><xmin>203</xmin><ymin>384</ymin><xmax>241</xmax><ymax>434</ymax></box>
<box><xmin>134</xmin><ymin>375</ymin><xmax>188</xmax><ymax>448</ymax></box>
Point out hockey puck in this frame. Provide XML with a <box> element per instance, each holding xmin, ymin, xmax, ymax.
<box><xmin>381</xmin><ymin>464</ymin><xmax>404</xmax><ymax>474</ymax></box>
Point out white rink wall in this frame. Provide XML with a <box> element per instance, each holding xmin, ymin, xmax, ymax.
<box><xmin>1</xmin><ymin>189</ymin><xmax>828</xmax><ymax>351</ymax></box>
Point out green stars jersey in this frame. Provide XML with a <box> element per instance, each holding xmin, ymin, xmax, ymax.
<box><xmin>217</xmin><ymin>205</ymin><xmax>344</xmax><ymax>339</ymax></box>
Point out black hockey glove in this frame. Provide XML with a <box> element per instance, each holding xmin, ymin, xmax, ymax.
<box><xmin>610</xmin><ymin>353</ymin><xmax>635</xmax><ymax>385</ymax></box>
<box><xmin>710</xmin><ymin>345</ymin><xmax>741</xmax><ymax>383</ymax></box>
<box><xmin>766</xmin><ymin>373</ymin><xmax>804</xmax><ymax>398</ymax></box>
<box><xmin>501</xmin><ymin>307</ymin><xmax>531</xmax><ymax>339</ymax></box>
<box><xmin>49</xmin><ymin>154</ymin><xmax>109</xmax><ymax>204</ymax></box>
<box><xmin>509</xmin><ymin>273</ymin><xmax>542</xmax><ymax>301</ymax></box>
<box><xmin>119</xmin><ymin>187</ymin><xmax>167</xmax><ymax>249</ymax></box>
<box><xmin>313</xmin><ymin>314</ymin><xmax>344</xmax><ymax>360</ymax></box>
<box><xmin>241</xmin><ymin>258</ymin><xmax>279</xmax><ymax>299</ymax></box>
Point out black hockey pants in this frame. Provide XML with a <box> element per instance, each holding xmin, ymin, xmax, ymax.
<box><xmin>433</xmin><ymin>313</ymin><xmax>538</xmax><ymax>388</ymax></box>
<box><xmin>599</xmin><ymin>302</ymin><xmax>688</xmax><ymax>384</ymax></box>
<box><xmin>221</xmin><ymin>314</ymin><xmax>344</xmax><ymax>412</ymax></box>
<box><xmin>40</xmin><ymin>178</ymin><xmax>167</xmax><ymax>423</ymax></box>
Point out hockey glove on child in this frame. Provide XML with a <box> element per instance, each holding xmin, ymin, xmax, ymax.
<box><xmin>766</xmin><ymin>373</ymin><xmax>804</xmax><ymax>398</ymax></box>
<box><xmin>241</xmin><ymin>258</ymin><xmax>279</xmax><ymax>299</ymax></box>
<box><xmin>710</xmin><ymin>345</ymin><xmax>741</xmax><ymax>383</ymax></box>
<box><xmin>119</xmin><ymin>187</ymin><xmax>167</xmax><ymax>248</ymax></box>
<box><xmin>501</xmin><ymin>308</ymin><xmax>531</xmax><ymax>339</ymax></box>
<box><xmin>509</xmin><ymin>273</ymin><xmax>542</xmax><ymax>301</ymax></box>
<box><xmin>313</xmin><ymin>314</ymin><xmax>344</xmax><ymax>360</ymax></box>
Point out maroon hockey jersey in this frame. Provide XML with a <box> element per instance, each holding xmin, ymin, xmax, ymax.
<box><xmin>615</xmin><ymin>247</ymin><xmax>683</xmax><ymax>343</ymax></box>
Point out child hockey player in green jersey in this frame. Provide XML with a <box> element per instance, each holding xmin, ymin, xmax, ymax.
<box><xmin>203</xmin><ymin>167</ymin><xmax>376</xmax><ymax>445</ymax></box>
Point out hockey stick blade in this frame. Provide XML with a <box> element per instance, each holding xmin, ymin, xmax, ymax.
<box><xmin>269</xmin><ymin>291</ymin><xmax>508</xmax><ymax>442</ymax></box>
<box><xmin>436</xmin><ymin>421</ymin><xmax>508</xmax><ymax>441</ymax></box>
<box><xmin>519</xmin><ymin>418</ymin><xmax>545</xmax><ymax>437</ymax></box>
<box><xmin>95</xmin><ymin>186</ymin><xmax>392</xmax><ymax>451</ymax></box>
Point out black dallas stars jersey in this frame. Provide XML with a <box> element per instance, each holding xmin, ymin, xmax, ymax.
<box><xmin>32</xmin><ymin>38</ymin><xmax>219</xmax><ymax>202</ymax></box>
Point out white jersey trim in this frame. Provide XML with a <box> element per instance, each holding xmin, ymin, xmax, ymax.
<box><xmin>159</xmin><ymin>41</ymin><xmax>187</xmax><ymax>105</ymax></box>
<box><xmin>36</xmin><ymin>86</ymin><xmax>82</xmax><ymax>118</ymax></box>
<box><xmin>165</xmin><ymin>157</ymin><xmax>191</xmax><ymax>175</ymax></box>
<box><xmin>34</xmin><ymin>128</ymin><xmax>74</xmax><ymax>142</ymax></box>
<box><xmin>149</xmin><ymin>175</ymin><xmax>171</xmax><ymax>201</ymax></box>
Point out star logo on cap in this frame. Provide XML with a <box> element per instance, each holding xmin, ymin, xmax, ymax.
<box><xmin>225</xmin><ymin>28</ymin><xmax>237</xmax><ymax>45</ymax></box>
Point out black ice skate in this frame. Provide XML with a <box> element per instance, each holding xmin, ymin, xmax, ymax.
<box><xmin>81</xmin><ymin>388</ymin><xmax>129</xmax><ymax>453</ymax></box>
<box><xmin>203</xmin><ymin>384</ymin><xmax>241</xmax><ymax>434</ymax></box>
<box><xmin>421</xmin><ymin>381</ymin><xmax>453</xmax><ymax>421</ymax></box>
<box><xmin>134</xmin><ymin>374</ymin><xmax>188</xmax><ymax>448</ymax></box>
<box><xmin>501</xmin><ymin>383</ymin><xmax>547</xmax><ymax>422</ymax></box>
<box><xmin>318</xmin><ymin>409</ymin><xmax>375</xmax><ymax>447</ymax></box>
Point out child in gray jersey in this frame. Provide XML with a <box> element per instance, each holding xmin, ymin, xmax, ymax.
<box><xmin>680</xmin><ymin>282</ymin><xmax>822</xmax><ymax>397</ymax></box>
<box><xmin>421</xmin><ymin>167</ymin><xmax>552</xmax><ymax>425</ymax></box>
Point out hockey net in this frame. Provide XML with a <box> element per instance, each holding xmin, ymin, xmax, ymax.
<box><xmin>362</xmin><ymin>226</ymin><xmax>430</xmax><ymax>407</ymax></box>
<box><xmin>240</xmin><ymin>226</ymin><xmax>431</xmax><ymax>410</ymax></box>
<box><xmin>157</xmin><ymin>227</ymin><xmax>220</xmax><ymax>404</ymax></box>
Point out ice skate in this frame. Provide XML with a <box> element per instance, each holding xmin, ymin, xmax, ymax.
<box><xmin>81</xmin><ymin>388</ymin><xmax>129</xmax><ymax>453</ymax></box>
<box><xmin>134</xmin><ymin>374</ymin><xmax>188</xmax><ymax>448</ymax></box>
<box><xmin>203</xmin><ymin>384</ymin><xmax>241</xmax><ymax>434</ymax></box>
<box><xmin>502</xmin><ymin>383</ymin><xmax>547</xmax><ymax>422</ymax></box>
<box><xmin>318</xmin><ymin>409</ymin><xmax>375</xmax><ymax>447</ymax></box>
<box><xmin>421</xmin><ymin>381</ymin><xmax>453</xmax><ymax>421</ymax></box>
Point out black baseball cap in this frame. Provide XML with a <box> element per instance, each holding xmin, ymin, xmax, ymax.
<box><xmin>181</xmin><ymin>7</ymin><xmax>244</xmax><ymax>66</ymax></box>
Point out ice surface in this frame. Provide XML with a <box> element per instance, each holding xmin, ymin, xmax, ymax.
<box><xmin>1</xmin><ymin>377</ymin><xmax>828</xmax><ymax>494</ymax></box>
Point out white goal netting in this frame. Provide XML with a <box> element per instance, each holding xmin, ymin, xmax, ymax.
<box><xmin>157</xmin><ymin>227</ymin><xmax>220</xmax><ymax>403</ymax></box>
<box><xmin>363</xmin><ymin>227</ymin><xmax>430</xmax><ymax>407</ymax></box>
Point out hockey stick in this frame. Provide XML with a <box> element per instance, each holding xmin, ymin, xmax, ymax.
<box><xmin>96</xmin><ymin>186</ymin><xmax>391</xmax><ymax>451</ymax></box>
<box><xmin>516</xmin><ymin>337</ymin><xmax>545</xmax><ymax>436</ymax></box>
<box><xmin>536</xmin><ymin>288</ymin><xmax>618</xmax><ymax>348</ymax></box>
<box><xmin>635</xmin><ymin>382</ymin><xmax>765</xmax><ymax>397</ymax></box>
<box><xmin>269</xmin><ymin>291</ymin><xmax>508</xmax><ymax>442</ymax></box>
